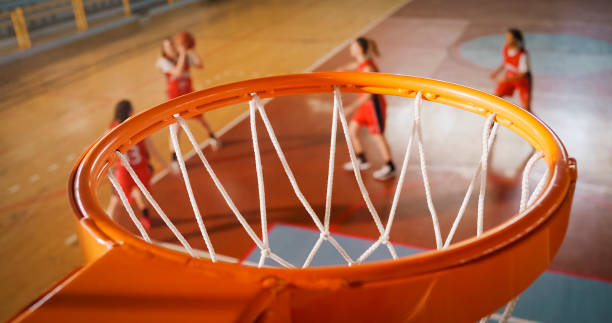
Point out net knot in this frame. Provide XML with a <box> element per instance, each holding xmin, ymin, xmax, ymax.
<box><xmin>380</xmin><ymin>235</ymin><xmax>390</xmax><ymax>245</ymax></box>
<box><xmin>261</xmin><ymin>247</ymin><xmax>272</xmax><ymax>258</ymax></box>
<box><xmin>320</xmin><ymin>231</ymin><xmax>330</xmax><ymax>240</ymax></box>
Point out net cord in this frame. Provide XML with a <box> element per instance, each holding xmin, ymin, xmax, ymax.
<box><xmin>303</xmin><ymin>87</ymin><xmax>354</xmax><ymax>267</ymax></box>
<box><xmin>481</xmin><ymin>151</ymin><xmax>547</xmax><ymax>323</ymax></box>
<box><xmin>113</xmin><ymin>150</ymin><xmax>195</xmax><ymax>257</ymax></box>
<box><xmin>174</xmin><ymin>115</ymin><xmax>265</xmax><ymax>251</ymax></box>
<box><xmin>250</xmin><ymin>93</ymin><xmax>353</xmax><ymax>267</ymax></box>
<box><xmin>107</xmin><ymin>172</ymin><xmax>152</xmax><ymax>243</ymax></box>
<box><xmin>413</xmin><ymin>92</ymin><xmax>444</xmax><ymax>249</ymax></box>
<box><xmin>477</xmin><ymin>114</ymin><xmax>497</xmax><ymax>236</ymax></box>
<box><xmin>335</xmin><ymin>89</ymin><xmax>398</xmax><ymax>262</ymax></box>
<box><xmin>169</xmin><ymin>121</ymin><xmax>217</xmax><ymax>262</ymax></box>
<box><xmin>444</xmin><ymin>119</ymin><xmax>498</xmax><ymax>248</ymax></box>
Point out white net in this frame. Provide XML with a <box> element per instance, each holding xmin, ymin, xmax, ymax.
<box><xmin>109</xmin><ymin>88</ymin><xmax>549</xmax><ymax>322</ymax></box>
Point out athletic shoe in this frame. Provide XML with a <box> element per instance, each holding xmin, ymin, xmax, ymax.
<box><xmin>140</xmin><ymin>216</ymin><xmax>151</xmax><ymax>230</ymax></box>
<box><xmin>343</xmin><ymin>160</ymin><xmax>370</xmax><ymax>171</ymax></box>
<box><xmin>373</xmin><ymin>165</ymin><xmax>396</xmax><ymax>180</ymax></box>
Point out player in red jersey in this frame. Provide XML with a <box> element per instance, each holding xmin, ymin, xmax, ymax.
<box><xmin>336</xmin><ymin>37</ymin><xmax>396</xmax><ymax>180</ymax></box>
<box><xmin>156</xmin><ymin>34</ymin><xmax>220</xmax><ymax>156</ymax></box>
<box><xmin>490</xmin><ymin>28</ymin><xmax>532</xmax><ymax>112</ymax></box>
<box><xmin>106</xmin><ymin>100</ymin><xmax>169</xmax><ymax>230</ymax></box>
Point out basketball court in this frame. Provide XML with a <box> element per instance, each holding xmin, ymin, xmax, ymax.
<box><xmin>1</xmin><ymin>0</ymin><xmax>611</xmax><ymax>322</ymax></box>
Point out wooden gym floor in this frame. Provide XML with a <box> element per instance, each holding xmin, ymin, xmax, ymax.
<box><xmin>0</xmin><ymin>0</ymin><xmax>407</xmax><ymax>319</ymax></box>
<box><xmin>1</xmin><ymin>0</ymin><xmax>612</xmax><ymax>320</ymax></box>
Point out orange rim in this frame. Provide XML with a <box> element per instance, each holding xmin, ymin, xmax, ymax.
<box><xmin>69</xmin><ymin>72</ymin><xmax>576</xmax><ymax>299</ymax></box>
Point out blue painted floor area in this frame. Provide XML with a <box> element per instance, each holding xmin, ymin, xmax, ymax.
<box><xmin>459</xmin><ymin>33</ymin><xmax>612</xmax><ymax>76</ymax></box>
<box><xmin>244</xmin><ymin>224</ymin><xmax>612</xmax><ymax>323</ymax></box>
<box><xmin>244</xmin><ymin>224</ymin><xmax>422</xmax><ymax>267</ymax></box>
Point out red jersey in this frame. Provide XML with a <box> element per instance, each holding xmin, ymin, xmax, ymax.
<box><xmin>503</xmin><ymin>45</ymin><xmax>528</xmax><ymax>78</ymax></box>
<box><xmin>353</xmin><ymin>59</ymin><xmax>387</xmax><ymax>134</ymax></box>
<box><xmin>110</xmin><ymin>121</ymin><xmax>150</xmax><ymax>171</ymax></box>
<box><xmin>496</xmin><ymin>46</ymin><xmax>532</xmax><ymax>108</ymax></box>
<box><xmin>356</xmin><ymin>58</ymin><xmax>380</xmax><ymax>72</ymax></box>
<box><xmin>158</xmin><ymin>57</ymin><xmax>193</xmax><ymax>99</ymax></box>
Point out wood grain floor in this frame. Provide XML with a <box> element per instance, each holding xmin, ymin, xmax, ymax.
<box><xmin>0</xmin><ymin>0</ymin><xmax>408</xmax><ymax>319</ymax></box>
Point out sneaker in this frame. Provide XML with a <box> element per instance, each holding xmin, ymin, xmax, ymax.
<box><xmin>343</xmin><ymin>160</ymin><xmax>370</xmax><ymax>171</ymax></box>
<box><xmin>140</xmin><ymin>216</ymin><xmax>151</xmax><ymax>230</ymax></box>
<box><xmin>373</xmin><ymin>165</ymin><xmax>396</xmax><ymax>180</ymax></box>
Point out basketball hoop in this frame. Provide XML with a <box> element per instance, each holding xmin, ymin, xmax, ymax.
<box><xmin>66</xmin><ymin>73</ymin><xmax>576</xmax><ymax>322</ymax></box>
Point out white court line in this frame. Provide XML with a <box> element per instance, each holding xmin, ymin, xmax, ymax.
<box><xmin>64</xmin><ymin>234</ymin><xmax>78</xmax><ymax>246</ymax></box>
<box><xmin>65</xmin><ymin>154</ymin><xmax>76</xmax><ymax>163</ymax></box>
<box><xmin>302</xmin><ymin>0</ymin><xmax>413</xmax><ymax>72</ymax></box>
<box><xmin>152</xmin><ymin>108</ymin><xmax>250</xmax><ymax>184</ymax></box>
<box><xmin>8</xmin><ymin>184</ymin><xmax>20</xmax><ymax>194</ymax></box>
<box><xmin>489</xmin><ymin>313</ymin><xmax>541</xmax><ymax>323</ymax></box>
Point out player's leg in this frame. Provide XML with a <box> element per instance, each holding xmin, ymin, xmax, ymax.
<box><xmin>495</xmin><ymin>80</ymin><xmax>515</xmax><ymax>98</ymax></box>
<box><xmin>109</xmin><ymin>169</ymin><xmax>135</xmax><ymax>222</ymax></box>
<box><xmin>343</xmin><ymin>120</ymin><xmax>371</xmax><ymax>171</ymax></box>
<box><xmin>196</xmin><ymin>115</ymin><xmax>221</xmax><ymax>150</ymax></box>
<box><xmin>349</xmin><ymin>120</ymin><xmax>363</xmax><ymax>155</ymax></box>
<box><xmin>367</xmin><ymin>95</ymin><xmax>395</xmax><ymax>180</ymax></box>
<box><xmin>518</xmin><ymin>77</ymin><xmax>532</xmax><ymax>112</ymax></box>
<box><xmin>372</xmin><ymin>134</ymin><xmax>392</xmax><ymax>161</ymax></box>
<box><xmin>133</xmin><ymin>167</ymin><xmax>153</xmax><ymax>230</ymax></box>
<box><xmin>132</xmin><ymin>190</ymin><xmax>151</xmax><ymax>230</ymax></box>
<box><xmin>371</xmin><ymin>133</ymin><xmax>396</xmax><ymax>180</ymax></box>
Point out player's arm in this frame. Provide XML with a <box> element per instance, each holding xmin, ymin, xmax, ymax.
<box><xmin>187</xmin><ymin>50</ymin><xmax>204</xmax><ymax>69</ymax></box>
<box><xmin>144</xmin><ymin>138</ymin><xmax>169</xmax><ymax>170</ymax></box>
<box><xmin>490</xmin><ymin>63</ymin><xmax>504</xmax><ymax>79</ymax></box>
<box><xmin>169</xmin><ymin>47</ymin><xmax>188</xmax><ymax>78</ymax></box>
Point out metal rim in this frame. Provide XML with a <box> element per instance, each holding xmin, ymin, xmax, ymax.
<box><xmin>69</xmin><ymin>72</ymin><xmax>574</xmax><ymax>285</ymax></box>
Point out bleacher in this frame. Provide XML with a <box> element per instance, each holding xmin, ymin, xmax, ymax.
<box><xmin>0</xmin><ymin>0</ymin><xmax>178</xmax><ymax>52</ymax></box>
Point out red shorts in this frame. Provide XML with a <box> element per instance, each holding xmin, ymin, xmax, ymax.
<box><xmin>352</xmin><ymin>95</ymin><xmax>386</xmax><ymax>134</ymax></box>
<box><xmin>167</xmin><ymin>78</ymin><xmax>193</xmax><ymax>99</ymax></box>
<box><xmin>495</xmin><ymin>77</ymin><xmax>531</xmax><ymax>107</ymax></box>
<box><xmin>114</xmin><ymin>166</ymin><xmax>152</xmax><ymax>203</ymax></box>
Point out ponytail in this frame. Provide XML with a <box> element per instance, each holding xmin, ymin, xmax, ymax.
<box><xmin>114</xmin><ymin>100</ymin><xmax>133</xmax><ymax>123</ymax></box>
<box><xmin>355</xmin><ymin>37</ymin><xmax>380</xmax><ymax>58</ymax></box>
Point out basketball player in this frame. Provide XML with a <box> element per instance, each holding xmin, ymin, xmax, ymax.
<box><xmin>488</xmin><ymin>29</ymin><xmax>535</xmax><ymax>186</ymax></box>
<box><xmin>336</xmin><ymin>37</ymin><xmax>396</xmax><ymax>180</ymax></box>
<box><xmin>156</xmin><ymin>33</ymin><xmax>220</xmax><ymax>157</ymax></box>
<box><xmin>107</xmin><ymin>100</ymin><xmax>169</xmax><ymax>229</ymax></box>
<box><xmin>491</xmin><ymin>28</ymin><xmax>532</xmax><ymax>112</ymax></box>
